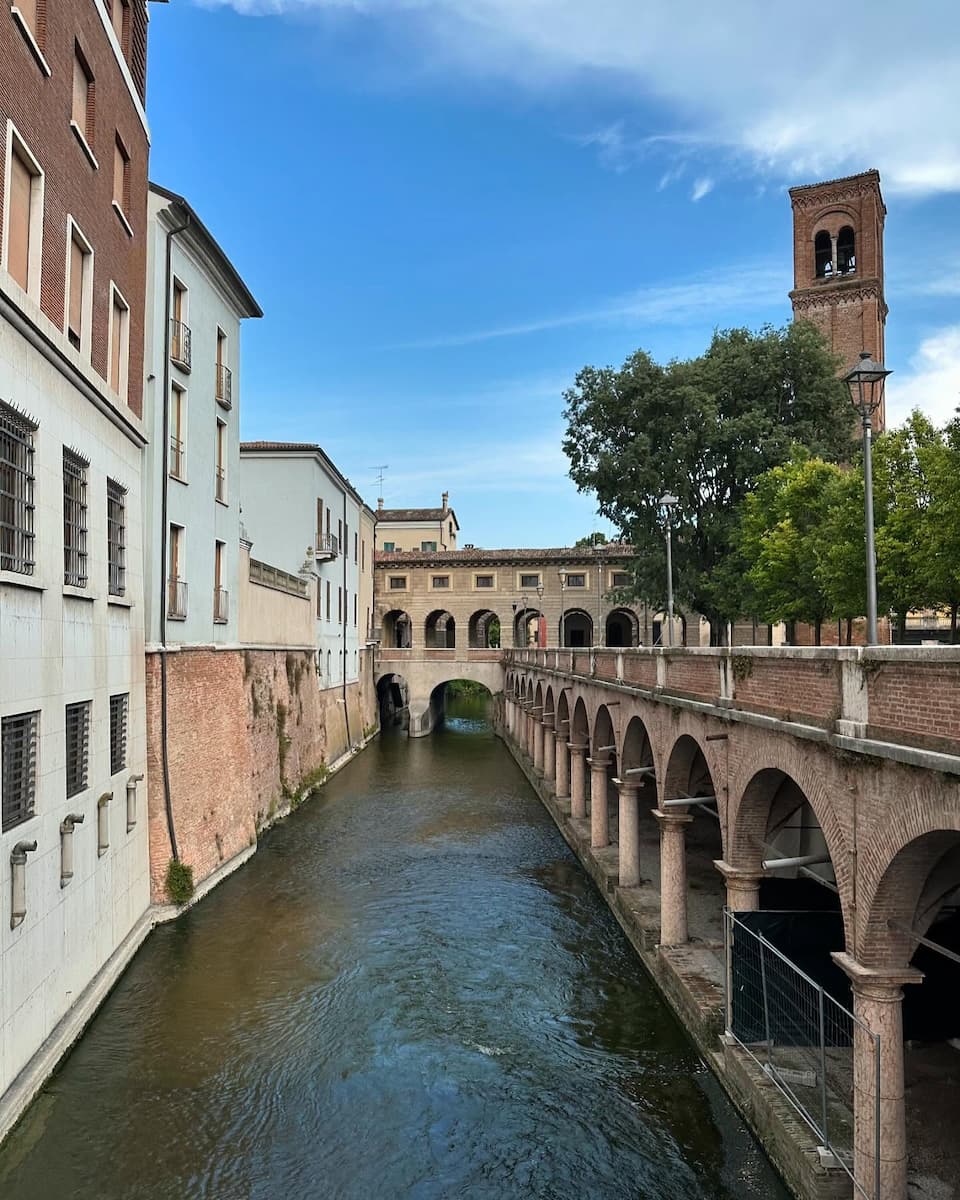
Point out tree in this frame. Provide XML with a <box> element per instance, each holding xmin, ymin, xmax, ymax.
<box><xmin>925</xmin><ymin>417</ymin><xmax>960</xmax><ymax>640</ymax></box>
<box><xmin>815</xmin><ymin>469</ymin><xmax>866</xmax><ymax>641</ymax></box>
<box><xmin>562</xmin><ymin>322</ymin><xmax>853</xmax><ymax>641</ymax></box>
<box><xmin>574</xmin><ymin>532</ymin><xmax>609</xmax><ymax>547</ymax></box>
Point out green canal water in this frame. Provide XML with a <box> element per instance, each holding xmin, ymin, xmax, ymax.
<box><xmin>0</xmin><ymin>698</ymin><xmax>788</xmax><ymax>1199</ymax></box>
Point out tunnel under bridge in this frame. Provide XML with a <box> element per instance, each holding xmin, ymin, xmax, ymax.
<box><xmin>375</xmin><ymin>649</ymin><xmax>504</xmax><ymax>736</ymax></box>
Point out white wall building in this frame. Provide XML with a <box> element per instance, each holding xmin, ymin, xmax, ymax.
<box><xmin>142</xmin><ymin>184</ymin><xmax>262</xmax><ymax>649</ymax></box>
<box><xmin>239</xmin><ymin>443</ymin><xmax>375</xmax><ymax>690</ymax></box>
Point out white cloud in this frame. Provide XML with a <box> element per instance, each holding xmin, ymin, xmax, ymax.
<box><xmin>886</xmin><ymin>326</ymin><xmax>960</xmax><ymax>427</ymax></box>
<box><xmin>198</xmin><ymin>0</ymin><xmax>960</xmax><ymax>196</ymax></box>
<box><xmin>382</xmin><ymin>260</ymin><xmax>788</xmax><ymax>349</ymax></box>
<box><xmin>690</xmin><ymin>177</ymin><xmax>713</xmax><ymax>202</ymax></box>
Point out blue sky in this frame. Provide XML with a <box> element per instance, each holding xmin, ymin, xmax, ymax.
<box><xmin>147</xmin><ymin>1</ymin><xmax>960</xmax><ymax>548</ymax></box>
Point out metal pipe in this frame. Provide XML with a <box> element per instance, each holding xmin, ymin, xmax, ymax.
<box><xmin>98</xmin><ymin>792</ymin><xmax>112</xmax><ymax>856</ymax></box>
<box><xmin>10</xmin><ymin>840</ymin><xmax>37</xmax><ymax>928</ymax></box>
<box><xmin>662</xmin><ymin>794</ymin><xmax>716</xmax><ymax>807</ymax></box>
<box><xmin>60</xmin><ymin>813</ymin><xmax>85</xmax><ymax>887</ymax></box>
<box><xmin>624</xmin><ymin>766</ymin><xmax>655</xmax><ymax>777</ymax></box>
<box><xmin>887</xmin><ymin>919</ymin><xmax>960</xmax><ymax>968</ymax></box>
<box><xmin>762</xmin><ymin>852</ymin><xmax>832</xmax><ymax>871</ymax></box>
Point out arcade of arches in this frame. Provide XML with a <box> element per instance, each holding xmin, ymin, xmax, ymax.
<box><xmin>503</xmin><ymin>656</ymin><xmax>960</xmax><ymax>1200</ymax></box>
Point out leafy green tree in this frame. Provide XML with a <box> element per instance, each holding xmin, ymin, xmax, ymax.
<box><xmin>562</xmin><ymin>322</ymin><xmax>853</xmax><ymax>641</ymax></box>
<box><xmin>925</xmin><ymin>418</ymin><xmax>960</xmax><ymax>640</ymax></box>
<box><xmin>815</xmin><ymin>469</ymin><xmax>866</xmax><ymax>641</ymax></box>
<box><xmin>574</xmin><ymin>532</ymin><xmax>609</xmax><ymax>547</ymax></box>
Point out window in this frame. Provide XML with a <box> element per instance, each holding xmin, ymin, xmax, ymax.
<box><xmin>109</xmin><ymin>0</ymin><xmax>129</xmax><ymax>55</ymax></box>
<box><xmin>448</xmin><ymin>521</ymin><xmax>453</xmax><ymax>540</ymax></box>
<box><xmin>354</xmin><ymin>532</ymin><xmax>358</xmax><ymax>563</ymax></box>
<box><xmin>71</xmin><ymin>46</ymin><xmax>94</xmax><ymax>150</ymax></box>
<box><xmin>11</xmin><ymin>0</ymin><xmax>47</xmax><ymax>68</ymax></box>
<box><xmin>382</xmin><ymin>541</ymin><xmax>395</xmax><ymax>552</ymax></box>
<box><xmin>108</xmin><ymin>284</ymin><xmax>129</xmax><ymax>398</ymax></box>
<box><xmin>353</xmin><ymin>593</ymin><xmax>357</xmax><ymax>626</ymax></box>
<box><xmin>215</xmin><ymin>419</ymin><xmax>226</xmax><ymax>502</ymax></box>
<box><xmin>112</xmin><ymin>134</ymin><xmax>130</xmax><ymax>222</ymax></box>
<box><xmin>361</xmin><ymin>539</ymin><xmax>366</xmax><ymax>570</ymax></box>
<box><xmin>1</xmin><ymin>710</ymin><xmax>39</xmax><ymax>830</ymax></box>
<box><xmin>520</xmin><ymin>573</ymin><xmax>540</xmax><ymax>589</ymax></box>
<box><xmin>338</xmin><ymin>518</ymin><xmax>343</xmax><ymax>549</ymax></box>
<box><xmin>814</xmin><ymin>229</ymin><xmax>832</xmax><ymax>278</ymax></box>
<box><xmin>171</xmin><ymin>279</ymin><xmax>190</xmax><ymax>368</ymax></box>
<box><xmin>611</xmin><ymin>571</ymin><xmax>630</xmax><ymax>587</ymax></box>
<box><xmin>214</xmin><ymin>540</ymin><xmax>227</xmax><ymax>622</ymax></box>
<box><xmin>421</xmin><ymin>540</ymin><xmax>437</xmax><ymax>552</ymax></box>
<box><xmin>215</xmin><ymin>328</ymin><xmax>231</xmax><ymax>407</ymax></box>
<box><xmin>168</xmin><ymin>523</ymin><xmax>186</xmax><ymax>618</ymax></box>
<box><xmin>3</xmin><ymin>128</ymin><xmax>43</xmax><ymax>300</ymax></box>
<box><xmin>63</xmin><ymin>448</ymin><xmax>89</xmax><ymax>587</ymax></box>
<box><xmin>169</xmin><ymin>384</ymin><xmax>186</xmax><ymax>478</ymax></box>
<box><xmin>566</xmin><ymin>573</ymin><xmax>586</xmax><ymax>588</ymax></box>
<box><xmin>109</xmin><ymin>693</ymin><xmax>128</xmax><ymax>775</ymax></box>
<box><xmin>315</xmin><ymin>498</ymin><xmax>323</xmax><ymax>549</ymax></box>
<box><xmin>107</xmin><ymin>478</ymin><xmax>126</xmax><ymax>596</ymax></box>
<box><xmin>475</xmin><ymin>574</ymin><xmax>494</xmax><ymax>588</ymax></box>
<box><xmin>431</xmin><ymin>575</ymin><xmax>450</xmax><ymax>589</ymax></box>
<box><xmin>0</xmin><ymin>400</ymin><xmax>37</xmax><ymax>574</ymax></box>
<box><xmin>325</xmin><ymin>579</ymin><xmax>331</xmax><ymax>621</ymax></box>
<box><xmin>65</xmin><ymin>701</ymin><xmax>91</xmax><ymax>797</ymax></box>
<box><xmin>837</xmin><ymin>226</ymin><xmax>856</xmax><ymax>275</ymax></box>
<box><xmin>65</xmin><ymin>222</ymin><xmax>93</xmax><ymax>355</ymax></box>
<box><xmin>388</xmin><ymin>575</ymin><xmax>407</xmax><ymax>590</ymax></box>
<box><xmin>338</xmin><ymin>586</ymin><xmax>342</xmax><ymax>623</ymax></box>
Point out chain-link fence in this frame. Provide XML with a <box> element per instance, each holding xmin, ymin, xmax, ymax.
<box><xmin>723</xmin><ymin>908</ymin><xmax>880</xmax><ymax>1200</ymax></box>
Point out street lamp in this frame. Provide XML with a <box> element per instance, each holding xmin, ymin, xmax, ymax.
<box><xmin>536</xmin><ymin>581</ymin><xmax>544</xmax><ymax>648</ymax></box>
<box><xmin>841</xmin><ymin>351</ymin><xmax>892</xmax><ymax>646</ymax></box>
<box><xmin>659</xmin><ymin>493</ymin><xmax>678</xmax><ymax>647</ymax></box>
<box><xmin>558</xmin><ymin>569</ymin><xmax>567</xmax><ymax>647</ymax></box>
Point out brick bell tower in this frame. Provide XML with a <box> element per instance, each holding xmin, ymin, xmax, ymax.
<box><xmin>789</xmin><ymin>169</ymin><xmax>888</xmax><ymax>431</ymax></box>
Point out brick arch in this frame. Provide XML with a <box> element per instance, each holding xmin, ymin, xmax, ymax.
<box><xmin>544</xmin><ymin>685</ymin><xmax>555</xmax><ymax>718</ymax></box>
<box><xmin>555</xmin><ymin>688</ymin><xmax>571</xmax><ymax>739</ymax></box>
<box><xmin>856</xmin><ymin>782</ymin><xmax>960</xmax><ymax>967</ymax></box>
<box><xmin>811</xmin><ymin>203</ymin><xmax>859</xmax><ymax>233</ymax></box>
<box><xmin>727</xmin><ymin>748</ymin><xmax>852</xmax><ymax>936</ymax></box>
<box><xmin>534</xmin><ymin>681</ymin><xmax>543</xmax><ymax>708</ymax></box>
<box><xmin>662</xmin><ymin>732</ymin><xmax>717</xmax><ymax>800</ymax></box>
<box><xmin>571</xmin><ymin>695</ymin><xmax>590</xmax><ymax>746</ymax></box>
<box><xmin>592</xmin><ymin>704</ymin><xmax>617</xmax><ymax>762</ymax></box>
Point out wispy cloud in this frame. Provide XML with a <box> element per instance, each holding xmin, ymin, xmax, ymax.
<box><xmin>198</xmin><ymin>0</ymin><xmax>960</xmax><ymax>197</ymax></box>
<box><xmin>690</xmin><ymin>176</ymin><xmax>713</xmax><ymax>202</ymax></box>
<box><xmin>381</xmin><ymin>260</ymin><xmax>788</xmax><ymax>350</ymax></box>
<box><xmin>886</xmin><ymin>325</ymin><xmax>960</xmax><ymax>427</ymax></box>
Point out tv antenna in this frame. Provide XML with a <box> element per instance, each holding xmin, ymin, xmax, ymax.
<box><xmin>369</xmin><ymin>464</ymin><xmax>389</xmax><ymax>499</ymax></box>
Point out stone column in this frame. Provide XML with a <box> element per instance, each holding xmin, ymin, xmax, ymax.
<box><xmin>589</xmin><ymin>754</ymin><xmax>611</xmax><ymax>849</ymax></box>
<box><xmin>505</xmin><ymin>699</ymin><xmax>514</xmax><ymax>740</ymax></box>
<box><xmin>616</xmin><ymin>780</ymin><xmax>640</xmax><ymax>887</ymax></box>
<box><xmin>533</xmin><ymin>717</ymin><xmax>545</xmax><ymax>773</ymax></box>
<box><xmin>543</xmin><ymin>717</ymin><xmax>556</xmax><ymax>785</ymax></box>
<box><xmin>568</xmin><ymin>743</ymin><xmax>588</xmax><ymax>820</ymax></box>
<box><xmin>526</xmin><ymin>709</ymin><xmax>536</xmax><ymax>759</ymax></box>
<box><xmin>654</xmin><ymin>808</ymin><xmax>693</xmax><ymax>945</ymax></box>
<box><xmin>555</xmin><ymin>728</ymin><xmax>570</xmax><ymax>798</ymax></box>
<box><xmin>714</xmin><ymin>860</ymin><xmax>763</xmax><ymax>912</ymax></box>
<box><xmin>833</xmin><ymin>954</ymin><xmax>922</xmax><ymax>1200</ymax></box>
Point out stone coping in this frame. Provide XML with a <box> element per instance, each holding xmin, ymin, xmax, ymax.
<box><xmin>508</xmin><ymin>645</ymin><xmax>960</xmax><ymax>663</ymax></box>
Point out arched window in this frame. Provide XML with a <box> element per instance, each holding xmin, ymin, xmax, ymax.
<box><xmin>814</xmin><ymin>230</ymin><xmax>832</xmax><ymax>278</ymax></box>
<box><xmin>837</xmin><ymin>226</ymin><xmax>856</xmax><ymax>275</ymax></box>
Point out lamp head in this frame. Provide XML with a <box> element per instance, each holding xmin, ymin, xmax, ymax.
<box><xmin>842</xmin><ymin>351</ymin><xmax>892</xmax><ymax>416</ymax></box>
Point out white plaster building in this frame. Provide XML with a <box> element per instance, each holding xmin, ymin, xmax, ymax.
<box><xmin>142</xmin><ymin>184</ymin><xmax>262</xmax><ymax>649</ymax></box>
<box><xmin>239</xmin><ymin>443</ymin><xmax>375</xmax><ymax>691</ymax></box>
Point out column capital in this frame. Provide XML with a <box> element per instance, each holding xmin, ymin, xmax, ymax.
<box><xmin>612</xmin><ymin>778</ymin><xmax>639</xmax><ymax>796</ymax></box>
<box><xmin>587</xmin><ymin>753</ymin><xmax>611</xmax><ymax>769</ymax></box>
<box><xmin>714</xmin><ymin>859</ymin><xmax>764</xmax><ymax>885</ymax></box>
<box><xmin>568</xmin><ymin>741</ymin><xmax>588</xmax><ymax>755</ymax></box>
<box><xmin>542</xmin><ymin>713</ymin><xmax>555</xmax><ymax>729</ymax></box>
<box><xmin>831</xmin><ymin>952</ymin><xmax>924</xmax><ymax>999</ymax></box>
<box><xmin>653</xmin><ymin>808</ymin><xmax>694</xmax><ymax>828</ymax></box>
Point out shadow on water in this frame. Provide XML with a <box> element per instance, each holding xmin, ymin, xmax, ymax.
<box><xmin>0</xmin><ymin>696</ymin><xmax>789</xmax><ymax>1200</ymax></box>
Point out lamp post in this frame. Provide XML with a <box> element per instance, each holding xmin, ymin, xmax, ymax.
<box><xmin>594</xmin><ymin>540</ymin><xmax>603</xmax><ymax>647</ymax></box>
<box><xmin>536</xmin><ymin>582</ymin><xmax>544</xmax><ymax>648</ymax></box>
<box><xmin>659</xmin><ymin>493</ymin><xmax>678</xmax><ymax>647</ymax></box>
<box><xmin>558</xmin><ymin>569</ymin><xmax>567</xmax><ymax>647</ymax></box>
<box><xmin>841</xmin><ymin>352</ymin><xmax>892</xmax><ymax>646</ymax></box>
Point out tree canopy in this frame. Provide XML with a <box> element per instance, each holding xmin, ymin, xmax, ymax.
<box><xmin>562</xmin><ymin>322</ymin><xmax>853</xmax><ymax>639</ymax></box>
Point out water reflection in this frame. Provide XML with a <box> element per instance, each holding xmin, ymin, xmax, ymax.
<box><xmin>0</xmin><ymin>697</ymin><xmax>788</xmax><ymax>1200</ymax></box>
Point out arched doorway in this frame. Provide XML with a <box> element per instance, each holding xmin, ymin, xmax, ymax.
<box><xmin>468</xmin><ymin>609</ymin><xmax>501</xmax><ymax>648</ymax></box>
<box><xmin>562</xmin><ymin>609</ymin><xmax>593</xmax><ymax>648</ymax></box>
<box><xmin>605</xmin><ymin>608</ymin><xmax>639</xmax><ymax>647</ymax></box>
<box><xmin>382</xmin><ymin>609</ymin><xmax>412</xmax><ymax>648</ymax></box>
<box><xmin>425</xmin><ymin>610</ymin><xmax>456</xmax><ymax>648</ymax></box>
<box><xmin>376</xmin><ymin>672</ymin><xmax>408</xmax><ymax>727</ymax></box>
<box><xmin>513</xmin><ymin>606</ymin><xmax>541</xmax><ymax>648</ymax></box>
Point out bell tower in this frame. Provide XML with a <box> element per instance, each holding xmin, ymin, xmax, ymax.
<box><xmin>789</xmin><ymin>169</ymin><xmax>888</xmax><ymax>431</ymax></box>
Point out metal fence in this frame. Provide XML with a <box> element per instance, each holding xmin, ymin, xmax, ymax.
<box><xmin>723</xmin><ymin>908</ymin><xmax>880</xmax><ymax>1200</ymax></box>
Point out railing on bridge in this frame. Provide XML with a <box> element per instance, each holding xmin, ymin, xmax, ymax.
<box><xmin>504</xmin><ymin>645</ymin><xmax>960</xmax><ymax>759</ymax></box>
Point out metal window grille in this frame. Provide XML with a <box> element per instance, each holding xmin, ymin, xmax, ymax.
<box><xmin>169</xmin><ymin>435</ymin><xmax>185</xmax><ymax>479</ymax></box>
<box><xmin>170</xmin><ymin>318</ymin><xmax>191</xmax><ymax>370</ymax></box>
<box><xmin>389</xmin><ymin>576</ymin><xmax>406</xmax><ymax>590</ymax></box>
<box><xmin>0</xmin><ymin>401</ymin><xmax>37</xmax><ymax>575</ymax></box>
<box><xmin>1</xmin><ymin>711</ymin><xmax>39</xmax><ymax>831</ymax></box>
<box><xmin>432</xmin><ymin>576</ymin><xmax>449</xmax><ymax>588</ymax></box>
<box><xmin>215</xmin><ymin>465</ymin><xmax>226</xmax><ymax>502</ymax></box>
<box><xmin>167</xmin><ymin>577</ymin><xmax>188</xmax><ymax>619</ymax></box>
<box><xmin>475</xmin><ymin>575</ymin><xmax>494</xmax><ymax>588</ymax></box>
<box><xmin>566</xmin><ymin>574</ymin><xmax>586</xmax><ymax>587</ymax></box>
<box><xmin>520</xmin><ymin>574</ymin><xmax>540</xmax><ymax>588</ymax></box>
<box><xmin>214</xmin><ymin>586</ymin><xmax>229</xmax><ymax>622</ymax></box>
<box><xmin>63</xmin><ymin>450</ymin><xmax>89</xmax><ymax>587</ymax></box>
<box><xmin>109</xmin><ymin>693</ymin><xmax>128</xmax><ymax>775</ymax></box>
<box><xmin>65</xmin><ymin>700</ymin><xmax>91</xmax><ymax>797</ymax></box>
<box><xmin>215</xmin><ymin>362</ymin><xmax>232</xmax><ymax>408</ymax></box>
<box><xmin>107</xmin><ymin>479</ymin><xmax>126</xmax><ymax>596</ymax></box>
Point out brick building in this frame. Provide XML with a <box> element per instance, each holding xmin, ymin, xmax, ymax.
<box><xmin>0</xmin><ymin>0</ymin><xmax>153</xmax><ymax>1110</ymax></box>
<box><xmin>789</xmin><ymin>169</ymin><xmax>888</xmax><ymax>430</ymax></box>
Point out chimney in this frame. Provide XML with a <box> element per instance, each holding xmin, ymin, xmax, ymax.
<box><xmin>377</xmin><ymin>497</ymin><xmax>384</xmax><ymax>512</ymax></box>
<box><xmin>441</xmin><ymin>491</ymin><xmax>449</xmax><ymax>510</ymax></box>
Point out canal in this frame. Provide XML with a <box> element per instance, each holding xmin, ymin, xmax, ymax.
<box><xmin>0</xmin><ymin>698</ymin><xmax>788</xmax><ymax>1199</ymax></box>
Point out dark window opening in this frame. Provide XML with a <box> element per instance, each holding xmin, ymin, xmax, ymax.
<box><xmin>814</xmin><ymin>230</ymin><xmax>832</xmax><ymax>278</ymax></box>
<box><xmin>837</xmin><ymin>226</ymin><xmax>856</xmax><ymax>275</ymax></box>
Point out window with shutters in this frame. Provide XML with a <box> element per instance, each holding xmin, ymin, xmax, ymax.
<box><xmin>169</xmin><ymin>384</ymin><xmax>186</xmax><ymax>479</ymax></box>
<box><xmin>65</xmin><ymin>220</ymin><xmax>93</xmax><ymax>355</ymax></box>
<box><xmin>1</xmin><ymin>710</ymin><xmax>39</xmax><ymax>831</ymax></box>
<box><xmin>107</xmin><ymin>478</ymin><xmax>126</xmax><ymax>596</ymax></box>
<box><xmin>71</xmin><ymin>46</ymin><xmax>94</xmax><ymax>153</ymax></box>
<box><xmin>11</xmin><ymin>0</ymin><xmax>47</xmax><ymax>67</ymax></box>
<box><xmin>109</xmin><ymin>693</ymin><xmax>128</xmax><ymax>775</ymax></box>
<box><xmin>353</xmin><ymin>593</ymin><xmax>357</xmax><ymax>626</ymax></box>
<box><xmin>167</xmin><ymin>523</ymin><xmax>186</xmax><ymax>618</ymax></box>
<box><xmin>431</xmin><ymin>575</ymin><xmax>450</xmax><ymax>589</ymax></box>
<box><xmin>421</xmin><ymin>540</ymin><xmax>437</xmax><ymax>552</ymax></box>
<box><xmin>475</xmin><ymin>574</ymin><xmax>494</xmax><ymax>589</ymax></box>
<box><xmin>215</xmin><ymin>419</ymin><xmax>227</xmax><ymax>503</ymax></box>
<box><xmin>65</xmin><ymin>701</ymin><xmax>91</xmax><ymax>797</ymax></box>
<box><xmin>382</xmin><ymin>541</ymin><xmax>395</xmax><ymax>552</ymax></box>
<box><xmin>519</xmin><ymin>573</ymin><xmax>540</xmax><ymax>589</ymax></box>
<box><xmin>325</xmin><ymin>579</ymin><xmax>331</xmax><ymax>621</ymax></box>
<box><xmin>566</xmin><ymin>573</ymin><xmax>586</xmax><ymax>588</ymax></box>
<box><xmin>108</xmin><ymin>283</ymin><xmax>129</xmax><ymax>399</ymax></box>
<box><xmin>63</xmin><ymin>448</ymin><xmax>89</xmax><ymax>587</ymax></box>
<box><xmin>0</xmin><ymin>400</ymin><xmax>37</xmax><ymax>575</ymax></box>
<box><xmin>338</xmin><ymin>586</ymin><xmax>342</xmax><ymax>623</ymax></box>
<box><xmin>3</xmin><ymin>127</ymin><xmax>43</xmax><ymax>300</ymax></box>
<box><xmin>109</xmin><ymin>0</ymin><xmax>129</xmax><ymax>56</ymax></box>
<box><xmin>388</xmin><ymin>575</ymin><xmax>407</xmax><ymax>590</ymax></box>
<box><xmin>112</xmin><ymin>134</ymin><xmax>131</xmax><ymax>232</ymax></box>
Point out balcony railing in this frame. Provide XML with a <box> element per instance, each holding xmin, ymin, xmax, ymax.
<box><xmin>215</xmin><ymin>362</ymin><xmax>232</xmax><ymax>409</ymax></box>
<box><xmin>214</xmin><ymin>586</ymin><xmax>229</xmax><ymax>623</ymax></box>
<box><xmin>215</xmin><ymin>465</ymin><xmax>226</xmax><ymax>503</ymax></box>
<box><xmin>167</xmin><ymin>577</ymin><xmax>187</xmax><ymax>619</ymax></box>
<box><xmin>169</xmin><ymin>436</ymin><xmax>185</xmax><ymax>480</ymax></box>
<box><xmin>170</xmin><ymin>319</ymin><xmax>192</xmax><ymax>371</ymax></box>
<box><xmin>314</xmin><ymin>533</ymin><xmax>338</xmax><ymax>562</ymax></box>
<box><xmin>249</xmin><ymin>557</ymin><xmax>308</xmax><ymax>598</ymax></box>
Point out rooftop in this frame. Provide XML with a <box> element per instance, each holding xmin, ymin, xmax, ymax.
<box><xmin>377</xmin><ymin>507</ymin><xmax>453</xmax><ymax>523</ymax></box>
<box><xmin>375</xmin><ymin>543</ymin><xmax>634</xmax><ymax>566</ymax></box>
